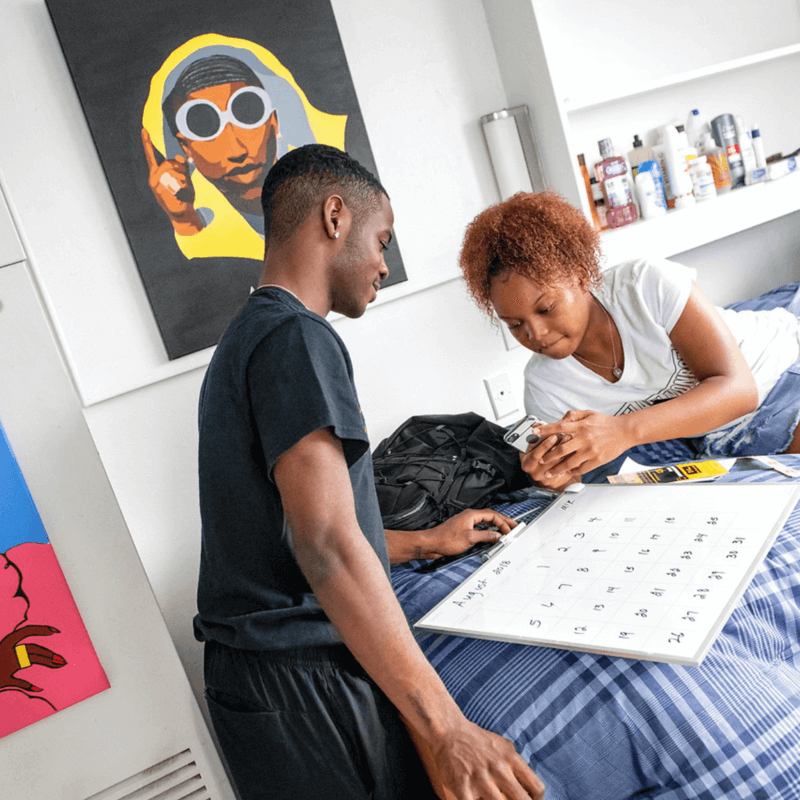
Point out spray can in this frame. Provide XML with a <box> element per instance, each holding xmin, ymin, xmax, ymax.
<box><xmin>711</xmin><ymin>114</ymin><xmax>745</xmax><ymax>186</ymax></box>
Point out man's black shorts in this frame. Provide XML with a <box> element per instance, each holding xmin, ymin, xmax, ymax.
<box><xmin>204</xmin><ymin>640</ymin><xmax>438</xmax><ymax>800</ymax></box>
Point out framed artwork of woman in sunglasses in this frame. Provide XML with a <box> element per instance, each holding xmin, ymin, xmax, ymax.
<box><xmin>141</xmin><ymin>37</ymin><xmax>341</xmax><ymax>264</ymax></box>
<box><xmin>44</xmin><ymin>0</ymin><xmax>406</xmax><ymax>361</ymax></box>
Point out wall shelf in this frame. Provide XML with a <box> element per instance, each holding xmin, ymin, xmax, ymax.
<box><xmin>563</xmin><ymin>43</ymin><xmax>800</xmax><ymax>114</ymax></box>
<box><xmin>482</xmin><ymin>0</ymin><xmax>800</xmax><ymax>269</ymax></box>
<box><xmin>599</xmin><ymin>171</ymin><xmax>800</xmax><ymax>267</ymax></box>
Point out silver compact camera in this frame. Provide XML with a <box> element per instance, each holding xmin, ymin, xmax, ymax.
<box><xmin>503</xmin><ymin>414</ymin><xmax>547</xmax><ymax>452</ymax></box>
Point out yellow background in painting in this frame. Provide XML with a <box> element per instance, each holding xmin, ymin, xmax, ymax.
<box><xmin>141</xmin><ymin>33</ymin><xmax>347</xmax><ymax>261</ymax></box>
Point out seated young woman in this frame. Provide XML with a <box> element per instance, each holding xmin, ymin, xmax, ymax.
<box><xmin>459</xmin><ymin>190</ymin><xmax>800</xmax><ymax>491</ymax></box>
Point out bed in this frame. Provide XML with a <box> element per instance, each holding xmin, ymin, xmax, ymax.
<box><xmin>391</xmin><ymin>445</ymin><xmax>800</xmax><ymax>799</ymax></box>
<box><xmin>390</xmin><ymin>278</ymin><xmax>800</xmax><ymax>800</ymax></box>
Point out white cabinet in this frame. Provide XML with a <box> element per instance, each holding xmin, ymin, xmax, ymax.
<box><xmin>482</xmin><ymin>0</ymin><xmax>800</xmax><ymax>266</ymax></box>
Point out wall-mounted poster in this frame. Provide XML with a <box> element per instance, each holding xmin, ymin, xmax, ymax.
<box><xmin>44</xmin><ymin>0</ymin><xmax>406</xmax><ymax>360</ymax></box>
<box><xmin>0</xmin><ymin>420</ymin><xmax>109</xmax><ymax>738</ymax></box>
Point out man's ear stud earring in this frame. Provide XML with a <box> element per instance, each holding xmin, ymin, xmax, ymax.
<box><xmin>334</xmin><ymin>232</ymin><xmax>340</xmax><ymax>238</ymax></box>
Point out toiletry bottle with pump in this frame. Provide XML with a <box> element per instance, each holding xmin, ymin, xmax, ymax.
<box><xmin>595</xmin><ymin>137</ymin><xmax>639</xmax><ymax>228</ymax></box>
<box><xmin>577</xmin><ymin>154</ymin><xmax>602</xmax><ymax>231</ymax></box>
<box><xmin>627</xmin><ymin>134</ymin><xmax>653</xmax><ymax>179</ymax></box>
<box><xmin>688</xmin><ymin>156</ymin><xmax>717</xmax><ymax>202</ymax></box>
<box><xmin>711</xmin><ymin>114</ymin><xmax>745</xmax><ymax>186</ymax></box>
<box><xmin>699</xmin><ymin>133</ymin><xmax>732</xmax><ymax>193</ymax></box>
<box><xmin>750</xmin><ymin>124</ymin><xmax>767</xmax><ymax>169</ymax></box>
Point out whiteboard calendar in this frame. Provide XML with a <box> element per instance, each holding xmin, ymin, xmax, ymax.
<box><xmin>416</xmin><ymin>483</ymin><xmax>800</xmax><ymax>665</ymax></box>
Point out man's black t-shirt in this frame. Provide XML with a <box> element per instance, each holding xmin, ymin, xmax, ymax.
<box><xmin>194</xmin><ymin>286</ymin><xmax>389</xmax><ymax>650</ymax></box>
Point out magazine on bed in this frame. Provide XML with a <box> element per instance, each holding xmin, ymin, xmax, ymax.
<box><xmin>416</xmin><ymin>482</ymin><xmax>800</xmax><ymax>665</ymax></box>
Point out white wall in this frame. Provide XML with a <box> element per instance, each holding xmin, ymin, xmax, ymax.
<box><xmin>1</xmin><ymin>0</ymin><xmax>798</xmax><ymax>720</ymax></box>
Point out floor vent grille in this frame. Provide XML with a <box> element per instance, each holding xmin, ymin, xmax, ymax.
<box><xmin>85</xmin><ymin>749</ymin><xmax>210</xmax><ymax>800</ymax></box>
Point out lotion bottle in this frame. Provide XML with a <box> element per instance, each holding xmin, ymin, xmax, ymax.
<box><xmin>750</xmin><ymin>124</ymin><xmax>767</xmax><ymax>169</ymax></box>
<box><xmin>734</xmin><ymin>115</ymin><xmax>758</xmax><ymax>174</ymax></box>
<box><xmin>635</xmin><ymin>161</ymin><xmax>668</xmax><ymax>219</ymax></box>
<box><xmin>688</xmin><ymin>156</ymin><xmax>717</xmax><ymax>202</ymax></box>
<box><xmin>660</xmin><ymin>125</ymin><xmax>695</xmax><ymax>209</ymax></box>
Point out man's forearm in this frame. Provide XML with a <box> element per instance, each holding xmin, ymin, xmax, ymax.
<box><xmin>275</xmin><ymin>428</ymin><xmax>544</xmax><ymax>798</ymax></box>
<box><xmin>385</xmin><ymin>528</ymin><xmax>436</xmax><ymax>564</ymax></box>
<box><xmin>293</xmin><ymin>521</ymin><xmax>465</xmax><ymax>741</ymax></box>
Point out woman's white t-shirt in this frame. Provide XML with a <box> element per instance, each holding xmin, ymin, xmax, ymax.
<box><xmin>523</xmin><ymin>258</ymin><xmax>800</xmax><ymax>433</ymax></box>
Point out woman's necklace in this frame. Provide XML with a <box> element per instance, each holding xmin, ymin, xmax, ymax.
<box><xmin>572</xmin><ymin>298</ymin><xmax>623</xmax><ymax>379</ymax></box>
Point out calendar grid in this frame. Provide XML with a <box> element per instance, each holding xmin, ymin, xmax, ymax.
<box><xmin>417</xmin><ymin>483</ymin><xmax>800</xmax><ymax>665</ymax></box>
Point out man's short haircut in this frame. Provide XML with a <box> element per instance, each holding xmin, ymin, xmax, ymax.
<box><xmin>163</xmin><ymin>55</ymin><xmax>263</xmax><ymax>137</ymax></box>
<box><xmin>261</xmin><ymin>144</ymin><xmax>388</xmax><ymax>247</ymax></box>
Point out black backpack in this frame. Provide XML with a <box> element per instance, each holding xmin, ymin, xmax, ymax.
<box><xmin>371</xmin><ymin>412</ymin><xmax>527</xmax><ymax>530</ymax></box>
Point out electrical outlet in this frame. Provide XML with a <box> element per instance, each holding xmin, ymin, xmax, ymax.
<box><xmin>483</xmin><ymin>373</ymin><xmax>519</xmax><ymax>420</ymax></box>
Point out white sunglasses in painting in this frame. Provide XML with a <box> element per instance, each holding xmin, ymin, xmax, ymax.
<box><xmin>175</xmin><ymin>86</ymin><xmax>274</xmax><ymax>142</ymax></box>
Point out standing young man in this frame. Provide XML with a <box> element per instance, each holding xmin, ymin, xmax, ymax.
<box><xmin>195</xmin><ymin>144</ymin><xmax>545</xmax><ymax>800</ymax></box>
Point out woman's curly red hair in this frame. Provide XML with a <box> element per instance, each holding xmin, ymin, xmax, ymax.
<box><xmin>459</xmin><ymin>191</ymin><xmax>603</xmax><ymax>318</ymax></box>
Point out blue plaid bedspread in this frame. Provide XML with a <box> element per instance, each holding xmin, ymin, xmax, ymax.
<box><xmin>391</xmin><ymin>446</ymin><xmax>800</xmax><ymax>799</ymax></box>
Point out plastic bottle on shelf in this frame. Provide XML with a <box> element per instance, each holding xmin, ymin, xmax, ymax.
<box><xmin>627</xmin><ymin>134</ymin><xmax>654</xmax><ymax>179</ymax></box>
<box><xmin>651</xmin><ymin>138</ymin><xmax>674</xmax><ymax>207</ymax></box>
<box><xmin>688</xmin><ymin>156</ymin><xmax>717</xmax><ymax>202</ymax></box>
<box><xmin>637</xmin><ymin>161</ymin><xmax>668</xmax><ymax>211</ymax></box>
<box><xmin>699</xmin><ymin>133</ymin><xmax>732</xmax><ymax>193</ymax></box>
<box><xmin>635</xmin><ymin>160</ymin><xmax>668</xmax><ymax>219</ymax></box>
<box><xmin>711</xmin><ymin>114</ymin><xmax>745</xmax><ymax>187</ymax></box>
<box><xmin>589</xmin><ymin>177</ymin><xmax>609</xmax><ymax>230</ymax></box>
<box><xmin>659</xmin><ymin>124</ymin><xmax>696</xmax><ymax>209</ymax></box>
<box><xmin>750</xmin><ymin>124</ymin><xmax>767</xmax><ymax>169</ymax></box>
<box><xmin>595</xmin><ymin>137</ymin><xmax>639</xmax><ymax>228</ymax></box>
<box><xmin>595</xmin><ymin>196</ymin><xmax>609</xmax><ymax>230</ymax></box>
<box><xmin>675</xmin><ymin>125</ymin><xmax>698</xmax><ymax>164</ymax></box>
<box><xmin>734</xmin><ymin>115</ymin><xmax>758</xmax><ymax>175</ymax></box>
<box><xmin>685</xmin><ymin>108</ymin><xmax>709</xmax><ymax>151</ymax></box>
<box><xmin>577</xmin><ymin>154</ymin><xmax>602</xmax><ymax>231</ymax></box>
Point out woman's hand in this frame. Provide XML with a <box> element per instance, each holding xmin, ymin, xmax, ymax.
<box><xmin>519</xmin><ymin>432</ymin><xmax>583</xmax><ymax>491</ymax></box>
<box><xmin>529</xmin><ymin>410</ymin><xmax>635</xmax><ymax>480</ymax></box>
